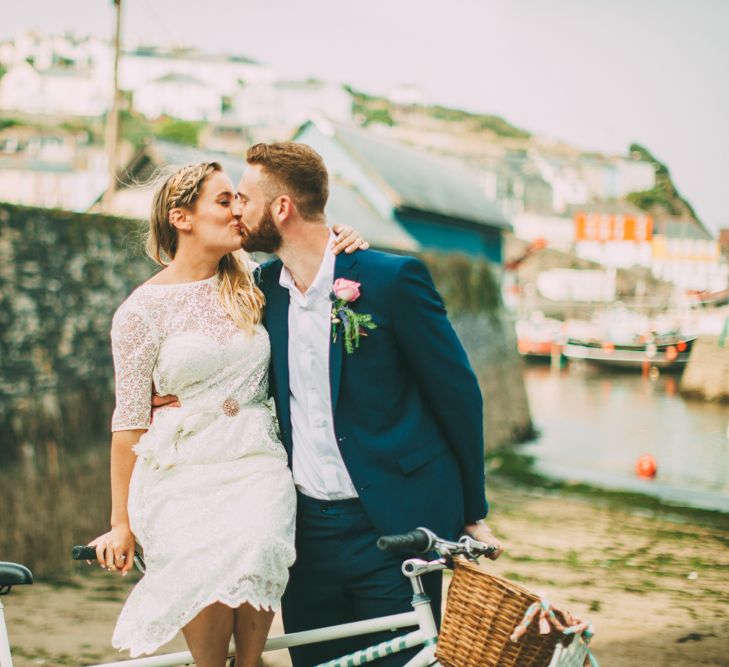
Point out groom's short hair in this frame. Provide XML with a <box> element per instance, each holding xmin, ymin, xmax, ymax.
<box><xmin>246</xmin><ymin>142</ymin><xmax>329</xmax><ymax>220</ymax></box>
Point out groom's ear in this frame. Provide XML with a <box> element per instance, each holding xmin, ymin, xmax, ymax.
<box><xmin>272</xmin><ymin>195</ymin><xmax>294</xmax><ymax>223</ymax></box>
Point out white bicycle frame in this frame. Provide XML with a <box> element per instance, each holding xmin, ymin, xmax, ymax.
<box><xmin>0</xmin><ymin>558</ymin><xmax>444</xmax><ymax>667</ymax></box>
<box><xmin>0</xmin><ymin>597</ymin><xmax>14</xmax><ymax>667</ymax></box>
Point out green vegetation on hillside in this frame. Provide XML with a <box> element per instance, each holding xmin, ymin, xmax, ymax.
<box><xmin>346</xmin><ymin>86</ymin><xmax>530</xmax><ymax>138</ymax></box>
<box><xmin>626</xmin><ymin>143</ymin><xmax>703</xmax><ymax>227</ymax></box>
<box><xmin>347</xmin><ymin>87</ymin><xmax>394</xmax><ymax>126</ymax></box>
<box><xmin>425</xmin><ymin>105</ymin><xmax>530</xmax><ymax>139</ymax></box>
<box><xmin>153</xmin><ymin>117</ymin><xmax>204</xmax><ymax>146</ymax></box>
<box><xmin>0</xmin><ymin>118</ymin><xmax>20</xmax><ymax>131</ymax></box>
<box><xmin>119</xmin><ymin>111</ymin><xmax>203</xmax><ymax>147</ymax></box>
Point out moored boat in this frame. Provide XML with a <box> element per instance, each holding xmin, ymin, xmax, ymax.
<box><xmin>562</xmin><ymin>336</ymin><xmax>695</xmax><ymax>371</ymax></box>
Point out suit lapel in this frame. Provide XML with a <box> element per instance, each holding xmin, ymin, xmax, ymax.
<box><xmin>330</xmin><ymin>252</ymin><xmax>359</xmax><ymax>412</ymax></box>
<box><xmin>263</xmin><ymin>266</ymin><xmax>292</xmax><ymax>455</ymax></box>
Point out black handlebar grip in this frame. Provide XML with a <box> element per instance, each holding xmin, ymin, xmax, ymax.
<box><xmin>71</xmin><ymin>545</ymin><xmax>98</xmax><ymax>560</ymax></box>
<box><xmin>376</xmin><ymin>528</ymin><xmax>433</xmax><ymax>554</ymax></box>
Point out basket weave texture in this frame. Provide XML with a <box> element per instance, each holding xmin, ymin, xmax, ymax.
<box><xmin>435</xmin><ymin>558</ymin><xmax>561</xmax><ymax>667</ymax></box>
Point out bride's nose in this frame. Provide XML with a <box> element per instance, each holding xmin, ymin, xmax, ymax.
<box><xmin>231</xmin><ymin>199</ymin><xmax>243</xmax><ymax>219</ymax></box>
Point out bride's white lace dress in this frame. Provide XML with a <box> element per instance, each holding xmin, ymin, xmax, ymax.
<box><xmin>108</xmin><ymin>276</ymin><xmax>296</xmax><ymax>657</ymax></box>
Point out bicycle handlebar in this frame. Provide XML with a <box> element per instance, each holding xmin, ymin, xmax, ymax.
<box><xmin>71</xmin><ymin>546</ymin><xmax>99</xmax><ymax>561</ymax></box>
<box><xmin>71</xmin><ymin>545</ymin><xmax>146</xmax><ymax>573</ymax></box>
<box><xmin>377</xmin><ymin>527</ymin><xmax>497</xmax><ymax>560</ymax></box>
<box><xmin>376</xmin><ymin>528</ymin><xmax>435</xmax><ymax>554</ymax></box>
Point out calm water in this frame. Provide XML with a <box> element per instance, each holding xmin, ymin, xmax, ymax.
<box><xmin>520</xmin><ymin>363</ymin><xmax>729</xmax><ymax>512</ymax></box>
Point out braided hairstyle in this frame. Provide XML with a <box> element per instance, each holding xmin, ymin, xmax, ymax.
<box><xmin>148</xmin><ymin>162</ymin><xmax>264</xmax><ymax>332</ymax></box>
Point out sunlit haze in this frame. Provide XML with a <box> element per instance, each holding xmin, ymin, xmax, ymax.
<box><xmin>3</xmin><ymin>0</ymin><xmax>728</xmax><ymax>231</ymax></box>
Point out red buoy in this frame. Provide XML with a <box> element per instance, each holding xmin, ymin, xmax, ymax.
<box><xmin>636</xmin><ymin>454</ymin><xmax>657</xmax><ymax>479</ymax></box>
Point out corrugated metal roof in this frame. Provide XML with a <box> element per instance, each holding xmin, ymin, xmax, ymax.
<box><xmin>326</xmin><ymin>121</ymin><xmax>510</xmax><ymax>230</ymax></box>
<box><xmin>327</xmin><ymin>179</ymin><xmax>419</xmax><ymax>252</ymax></box>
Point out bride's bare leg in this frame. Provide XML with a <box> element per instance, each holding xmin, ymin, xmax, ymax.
<box><xmin>182</xmin><ymin>602</ymin><xmax>234</xmax><ymax>667</ymax></box>
<box><xmin>232</xmin><ymin>603</ymin><xmax>275</xmax><ymax>667</ymax></box>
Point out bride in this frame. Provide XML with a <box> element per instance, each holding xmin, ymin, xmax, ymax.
<box><xmin>88</xmin><ymin>161</ymin><xmax>364</xmax><ymax>667</ymax></box>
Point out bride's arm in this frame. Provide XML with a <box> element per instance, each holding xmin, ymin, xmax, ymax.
<box><xmin>88</xmin><ymin>305</ymin><xmax>159</xmax><ymax>575</ymax></box>
<box><xmin>89</xmin><ymin>430</ymin><xmax>142</xmax><ymax>575</ymax></box>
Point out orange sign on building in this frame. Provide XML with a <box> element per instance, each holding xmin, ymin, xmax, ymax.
<box><xmin>574</xmin><ymin>212</ymin><xmax>653</xmax><ymax>242</ymax></box>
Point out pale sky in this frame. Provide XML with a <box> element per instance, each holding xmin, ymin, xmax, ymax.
<box><xmin>4</xmin><ymin>0</ymin><xmax>728</xmax><ymax>232</ymax></box>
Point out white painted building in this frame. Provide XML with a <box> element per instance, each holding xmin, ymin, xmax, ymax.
<box><xmin>531</xmin><ymin>152</ymin><xmax>589</xmax><ymax>213</ymax></box>
<box><xmin>0</xmin><ymin>62</ymin><xmax>111</xmax><ymax>117</ymax></box>
<box><xmin>0</xmin><ymin>31</ymin><xmax>111</xmax><ymax>74</ymax></box>
<box><xmin>511</xmin><ymin>212</ymin><xmax>575</xmax><ymax>251</ymax></box>
<box><xmin>579</xmin><ymin>157</ymin><xmax>656</xmax><ymax>201</ymax></box>
<box><xmin>120</xmin><ymin>47</ymin><xmax>273</xmax><ymax>98</ymax></box>
<box><xmin>228</xmin><ymin>80</ymin><xmax>352</xmax><ymax>129</ymax></box>
<box><xmin>0</xmin><ymin>128</ymin><xmax>107</xmax><ymax>210</ymax></box>
<box><xmin>651</xmin><ymin>222</ymin><xmax>728</xmax><ymax>293</ymax></box>
<box><xmin>133</xmin><ymin>73</ymin><xmax>222</xmax><ymax>121</ymax></box>
<box><xmin>0</xmin><ymin>33</ymin><xmax>272</xmax><ymax>120</ymax></box>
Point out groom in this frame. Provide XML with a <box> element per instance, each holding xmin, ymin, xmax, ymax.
<box><xmin>237</xmin><ymin>142</ymin><xmax>503</xmax><ymax>666</ymax></box>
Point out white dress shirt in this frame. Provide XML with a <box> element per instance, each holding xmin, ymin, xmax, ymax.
<box><xmin>279</xmin><ymin>236</ymin><xmax>358</xmax><ymax>500</ymax></box>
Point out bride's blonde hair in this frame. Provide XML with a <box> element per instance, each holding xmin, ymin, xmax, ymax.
<box><xmin>147</xmin><ymin>162</ymin><xmax>264</xmax><ymax>332</ymax></box>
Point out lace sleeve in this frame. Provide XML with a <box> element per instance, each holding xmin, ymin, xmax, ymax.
<box><xmin>110</xmin><ymin>303</ymin><xmax>160</xmax><ymax>432</ymax></box>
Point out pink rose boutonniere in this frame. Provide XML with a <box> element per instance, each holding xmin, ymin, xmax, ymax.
<box><xmin>330</xmin><ymin>278</ymin><xmax>377</xmax><ymax>354</ymax></box>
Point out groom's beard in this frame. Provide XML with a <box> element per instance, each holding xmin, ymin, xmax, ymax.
<box><xmin>242</xmin><ymin>207</ymin><xmax>283</xmax><ymax>254</ymax></box>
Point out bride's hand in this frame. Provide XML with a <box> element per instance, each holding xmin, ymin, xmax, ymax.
<box><xmin>331</xmin><ymin>224</ymin><xmax>369</xmax><ymax>255</ymax></box>
<box><xmin>88</xmin><ymin>525</ymin><xmax>136</xmax><ymax>575</ymax></box>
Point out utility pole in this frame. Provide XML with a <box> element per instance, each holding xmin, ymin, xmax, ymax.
<box><xmin>102</xmin><ymin>0</ymin><xmax>122</xmax><ymax>211</ymax></box>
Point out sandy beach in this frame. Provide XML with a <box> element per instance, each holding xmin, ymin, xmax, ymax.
<box><xmin>5</xmin><ymin>480</ymin><xmax>729</xmax><ymax>666</ymax></box>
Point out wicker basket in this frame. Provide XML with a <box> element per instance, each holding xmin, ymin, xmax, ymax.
<box><xmin>435</xmin><ymin>558</ymin><xmax>562</xmax><ymax>667</ymax></box>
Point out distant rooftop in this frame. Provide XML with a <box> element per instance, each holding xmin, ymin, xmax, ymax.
<box><xmin>125</xmin><ymin>46</ymin><xmax>260</xmax><ymax>66</ymax></box>
<box><xmin>149</xmin><ymin>72</ymin><xmax>211</xmax><ymax>86</ymax></box>
<box><xmin>314</xmin><ymin>120</ymin><xmax>510</xmax><ymax>230</ymax></box>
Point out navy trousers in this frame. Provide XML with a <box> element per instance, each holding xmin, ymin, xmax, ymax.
<box><xmin>282</xmin><ymin>492</ymin><xmax>442</xmax><ymax>667</ymax></box>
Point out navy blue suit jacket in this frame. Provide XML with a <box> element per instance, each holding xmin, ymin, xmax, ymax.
<box><xmin>257</xmin><ymin>249</ymin><xmax>488</xmax><ymax>540</ymax></box>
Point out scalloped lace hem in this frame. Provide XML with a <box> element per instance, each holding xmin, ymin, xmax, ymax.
<box><xmin>112</xmin><ymin>585</ymin><xmax>283</xmax><ymax>658</ymax></box>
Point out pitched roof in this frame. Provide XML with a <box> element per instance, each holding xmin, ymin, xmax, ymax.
<box><xmin>148</xmin><ymin>72</ymin><xmax>210</xmax><ymax>87</ymax></box>
<box><xmin>309</xmin><ymin>120</ymin><xmax>510</xmax><ymax>230</ymax></box>
<box><xmin>125</xmin><ymin>47</ymin><xmax>260</xmax><ymax>66</ymax></box>
<box><xmin>327</xmin><ymin>179</ymin><xmax>419</xmax><ymax>252</ymax></box>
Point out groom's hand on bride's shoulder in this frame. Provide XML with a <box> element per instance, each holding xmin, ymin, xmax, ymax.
<box><xmin>150</xmin><ymin>391</ymin><xmax>181</xmax><ymax>421</ymax></box>
<box><xmin>464</xmin><ymin>520</ymin><xmax>505</xmax><ymax>561</ymax></box>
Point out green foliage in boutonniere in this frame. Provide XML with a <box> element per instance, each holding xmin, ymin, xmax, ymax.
<box><xmin>330</xmin><ymin>278</ymin><xmax>377</xmax><ymax>354</ymax></box>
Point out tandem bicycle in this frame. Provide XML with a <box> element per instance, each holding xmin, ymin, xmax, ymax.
<box><xmin>0</xmin><ymin>528</ymin><xmax>595</xmax><ymax>667</ymax></box>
